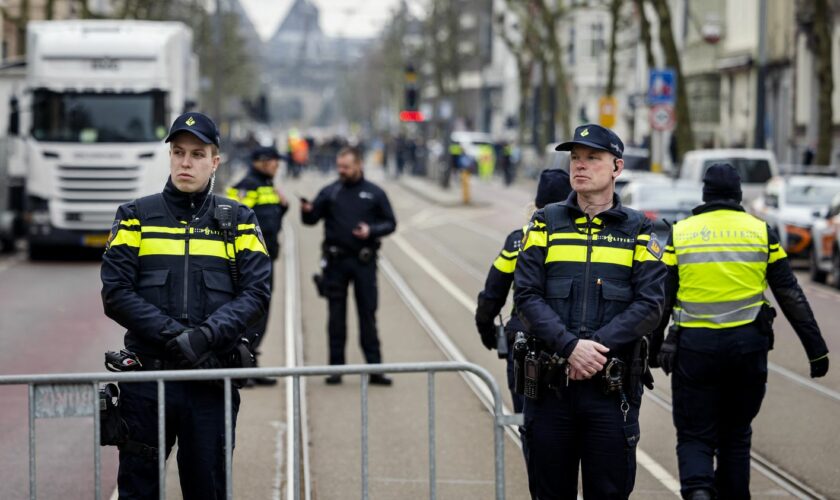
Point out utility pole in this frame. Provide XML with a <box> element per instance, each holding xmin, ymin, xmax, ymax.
<box><xmin>754</xmin><ymin>0</ymin><xmax>767</xmax><ymax>148</ymax></box>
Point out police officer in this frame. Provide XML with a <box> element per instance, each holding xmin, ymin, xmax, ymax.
<box><xmin>101</xmin><ymin>112</ymin><xmax>272</xmax><ymax>499</ymax></box>
<box><xmin>652</xmin><ymin>164</ymin><xmax>830</xmax><ymax>500</ymax></box>
<box><xmin>514</xmin><ymin>124</ymin><xmax>666</xmax><ymax>499</ymax></box>
<box><xmin>475</xmin><ymin>168</ymin><xmax>572</xmax><ymax>414</ymax></box>
<box><xmin>227</xmin><ymin>146</ymin><xmax>289</xmax><ymax>386</ymax></box>
<box><xmin>301</xmin><ymin>146</ymin><xmax>397</xmax><ymax>385</ymax></box>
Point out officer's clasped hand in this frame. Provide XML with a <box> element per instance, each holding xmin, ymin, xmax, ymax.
<box><xmin>810</xmin><ymin>355</ymin><xmax>829</xmax><ymax>378</ymax></box>
<box><xmin>568</xmin><ymin>340</ymin><xmax>609</xmax><ymax>380</ymax></box>
<box><xmin>476</xmin><ymin>321</ymin><xmax>496</xmax><ymax>350</ymax></box>
<box><xmin>166</xmin><ymin>327</ymin><xmax>213</xmax><ymax>369</ymax></box>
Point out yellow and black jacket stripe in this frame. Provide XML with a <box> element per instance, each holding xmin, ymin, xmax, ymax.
<box><xmin>476</xmin><ymin>226</ymin><xmax>527</xmax><ymax>333</ymax></box>
<box><xmin>514</xmin><ymin>194</ymin><xmax>667</xmax><ymax>357</ymax></box>
<box><xmin>227</xmin><ymin>168</ymin><xmax>288</xmax><ymax>260</ymax></box>
<box><xmin>656</xmin><ymin>201</ymin><xmax>827</xmax><ymax>360</ymax></box>
<box><xmin>101</xmin><ymin>191</ymin><xmax>271</xmax><ymax>359</ymax></box>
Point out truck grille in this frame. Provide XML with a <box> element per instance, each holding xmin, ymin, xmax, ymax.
<box><xmin>57</xmin><ymin>164</ymin><xmax>140</xmax><ymax>204</ymax></box>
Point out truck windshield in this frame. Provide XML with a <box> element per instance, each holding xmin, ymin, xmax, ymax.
<box><xmin>32</xmin><ymin>90</ymin><xmax>167</xmax><ymax>143</ymax></box>
<box><xmin>703</xmin><ymin>158</ymin><xmax>772</xmax><ymax>183</ymax></box>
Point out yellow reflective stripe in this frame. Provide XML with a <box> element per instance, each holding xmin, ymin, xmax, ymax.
<box><xmin>139</xmin><ymin>238</ymin><xmax>185</xmax><ymax>256</ymax></box>
<box><xmin>636</xmin><ymin>234</ymin><xmax>651</xmax><ymax>242</ymax></box>
<box><xmin>532</xmin><ymin>220</ymin><xmax>546</xmax><ymax>229</ymax></box>
<box><xmin>768</xmin><ymin>246</ymin><xmax>787</xmax><ymax>264</ymax></box>
<box><xmin>110</xmin><ymin>229</ymin><xmax>140</xmax><ymax>248</ymax></box>
<box><xmin>665</xmin><ymin>245</ymin><xmax>675</xmax><ymax>252</ymax></box>
<box><xmin>546</xmin><ymin>245</ymin><xmax>633</xmax><ymax>266</ymax></box>
<box><xmin>524</xmin><ymin>230</ymin><xmax>547</xmax><ymax>249</ymax></box>
<box><xmin>235</xmin><ymin>233</ymin><xmax>268</xmax><ymax>254</ymax></box>
<box><xmin>141</xmin><ymin>226</ymin><xmax>186</xmax><ymax>234</ymax></box>
<box><xmin>769</xmin><ymin>243</ymin><xmax>780</xmax><ymax>250</ymax></box>
<box><xmin>120</xmin><ymin>219</ymin><xmax>140</xmax><ymax>227</ymax></box>
<box><xmin>190</xmin><ymin>239</ymin><xmax>235</xmax><ymax>258</ymax></box>
<box><xmin>661</xmin><ymin>252</ymin><xmax>678</xmax><ymax>266</ymax></box>
<box><xmin>549</xmin><ymin>232</ymin><xmax>588</xmax><ymax>241</ymax></box>
<box><xmin>225</xmin><ymin>187</ymin><xmax>241</xmax><ymax>200</ymax></box>
<box><xmin>633</xmin><ymin>244</ymin><xmax>660</xmax><ymax>263</ymax></box>
<box><xmin>500</xmin><ymin>249</ymin><xmax>519</xmax><ymax>258</ymax></box>
<box><xmin>493</xmin><ymin>255</ymin><xmax>517</xmax><ymax>273</ymax></box>
<box><xmin>238</xmin><ymin>223</ymin><xmax>256</xmax><ymax>231</ymax></box>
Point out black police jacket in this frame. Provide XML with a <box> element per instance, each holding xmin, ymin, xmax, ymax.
<box><xmin>655</xmin><ymin>200</ymin><xmax>828</xmax><ymax>359</ymax></box>
<box><xmin>301</xmin><ymin>176</ymin><xmax>396</xmax><ymax>253</ymax></box>
<box><xmin>514</xmin><ymin>193</ymin><xmax>667</xmax><ymax>358</ymax></box>
<box><xmin>476</xmin><ymin>227</ymin><xmax>526</xmax><ymax>335</ymax></box>
<box><xmin>228</xmin><ymin>167</ymin><xmax>288</xmax><ymax>260</ymax></box>
<box><xmin>101</xmin><ymin>178</ymin><xmax>272</xmax><ymax>359</ymax></box>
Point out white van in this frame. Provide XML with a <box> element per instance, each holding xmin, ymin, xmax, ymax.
<box><xmin>679</xmin><ymin>149</ymin><xmax>778</xmax><ymax>204</ymax></box>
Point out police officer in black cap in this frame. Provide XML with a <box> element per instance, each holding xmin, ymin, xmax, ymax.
<box><xmin>514</xmin><ymin>124</ymin><xmax>666</xmax><ymax>499</ymax></box>
<box><xmin>651</xmin><ymin>163</ymin><xmax>829</xmax><ymax>500</ymax></box>
<box><xmin>227</xmin><ymin>146</ymin><xmax>289</xmax><ymax>385</ymax></box>
<box><xmin>301</xmin><ymin>145</ymin><xmax>397</xmax><ymax>385</ymax></box>
<box><xmin>475</xmin><ymin>168</ymin><xmax>572</xmax><ymax>415</ymax></box>
<box><xmin>101</xmin><ymin>111</ymin><xmax>272</xmax><ymax>499</ymax></box>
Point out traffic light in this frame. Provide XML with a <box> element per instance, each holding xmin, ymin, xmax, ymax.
<box><xmin>404</xmin><ymin>64</ymin><xmax>419</xmax><ymax>111</ymax></box>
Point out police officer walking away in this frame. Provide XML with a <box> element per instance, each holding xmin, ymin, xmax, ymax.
<box><xmin>514</xmin><ymin>124</ymin><xmax>666</xmax><ymax>499</ymax></box>
<box><xmin>475</xmin><ymin>168</ymin><xmax>571</xmax><ymax>414</ymax></box>
<box><xmin>301</xmin><ymin>146</ymin><xmax>397</xmax><ymax>385</ymax></box>
<box><xmin>101</xmin><ymin>112</ymin><xmax>272</xmax><ymax>499</ymax></box>
<box><xmin>227</xmin><ymin>145</ymin><xmax>289</xmax><ymax>386</ymax></box>
<box><xmin>652</xmin><ymin>164</ymin><xmax>830</xmax><ymax>500</ymax></box>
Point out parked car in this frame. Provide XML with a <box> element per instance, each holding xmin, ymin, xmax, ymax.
<box><xmin>808</xmin><ymin>192</ymin><xmax>840</xmax><ymax>286</ymax></box>
<box><xmin>679</xmin><ymin>149</ymin><xmax>778</xmax><ymax>204</ymax></box>
<box><xmin>750</xmin><ymin>176</ymin><xmax>840</xmax><ymax>258</ymax></box>
<box><xmin>620</xmin><ymin>178</ymin><xmax>703</xmax><ymax>243</ymax></box>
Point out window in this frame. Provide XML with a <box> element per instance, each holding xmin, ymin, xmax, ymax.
<box><xmin>32</xmin><ymin>90</ymin><xmax>167</xmax><ymax>143</ymax></box>
<box><xmin>591</xmin><ymin>23</ymin><xmax>604</xmax><ymax>57</ymax></box>
<box><xmin>702</xmin><ymin>159</ymin><xmax>772</xmax><ymax>184</ymax></box>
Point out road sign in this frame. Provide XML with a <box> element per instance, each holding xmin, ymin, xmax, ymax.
<box><xmin>598</xmin><ymin>96</ymin><xmax>617</xmax><ymax>128</ymax></box>
<box><xmin>650</xmin><ymin>104</ymin><xmax>675</xmax><ymax>131</ymax></box>
<box><xmin>648</xmin><ymin>69</ymin><xmax>676</xmax><ymax>105</ymax></box>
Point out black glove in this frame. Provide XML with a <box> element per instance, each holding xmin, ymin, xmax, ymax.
<box><xmin>657</xmin><ymin>327</ymin><xmax>680</xmax><ymax>376</ymax></box>
<box><xmin>476</xmin><ymin>321</ymin><xmax>496</xmax><ymax>350</ymax></box>
<box><xmin>166</xmin><ymin>327</ymin><xmax>213</xmax><ymax>368</ymax></box>
<box><xmin>810</xmin><ymin>355</ymin><xmax>829</xmax><ymax>378</ymax></box>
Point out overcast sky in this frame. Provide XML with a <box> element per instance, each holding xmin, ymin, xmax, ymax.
<box><xmin>239</xmin><ymin>0</ymin><xmax>407</xmax><ymax>41</ymax></box>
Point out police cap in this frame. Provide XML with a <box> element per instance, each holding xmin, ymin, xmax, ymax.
<box><xmin>251</xmin><ymin>146</ymin><xmax>282</xmax><ymax>162</ymax></box>
<box><xmin>556</xmin><ymin>124</ymin><xmax>624</xmax><ymax>158</ymax></box>
<box><xmin>164</xmin><ymin>112</ymin><xmax>220</xmax><ymax>147</ymax></box>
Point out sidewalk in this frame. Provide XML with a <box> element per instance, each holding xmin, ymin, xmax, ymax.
<box><xmin>398</xmin><ymin>173</ymin><xmax>535</xmax><ymax>208</ymax></box>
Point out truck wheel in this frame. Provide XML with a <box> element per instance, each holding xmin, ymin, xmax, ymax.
<box><xmin>810</xmin><ymin>249</ymin><xmax>828</xmax><ymax>284</ymax></box>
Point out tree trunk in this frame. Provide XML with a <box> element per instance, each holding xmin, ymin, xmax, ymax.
<box><xmin>539</xmin><ymin>57</ymin><xmax>552</xmax><ymax>151</ymax></box>
<box><xmin>605</xmin><ymin>0</ymin><xmax>622</xmax><ymax>96</ymax></box>
<box><xmin>635</xmin><ymin>0</ymin><xmax>655</xmax><ymax>69</ymax></box>
<box><xmin>814</xmin><ymin>0</ymin><xmax>834</xmax><ymax>165</ymax></box>
<box><xmin>651</xmin><ymin>0</ymin><xmax>694</xmax><ymax>160</ymax></box>
<box><xmin>534</xmin><ymin>0</ymin><xmax>571</xmax><ymax>139</ymax></box>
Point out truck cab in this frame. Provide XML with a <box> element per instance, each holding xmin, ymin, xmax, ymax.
<box><xmin>12</xmin><ymin>21</ymin><xmax>197</xmax><ymax>257</ymax></box>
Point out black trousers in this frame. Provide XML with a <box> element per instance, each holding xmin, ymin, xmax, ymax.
<box><xmin>324</xmin><ymin>255</ymin><xmax>381</xmax><ymax>365</ymax></box>
<box><xmin>672</xmin><ymin>344</ymin><xmax>767</xmax><ymax>499</ymax></box>
<box><xmin>117</xmin><ymin>381</ymin><xmax>240</xmax><ymax>500</ymax></box>
<box><xmin>524</xmin><ymin>379</ymin><xmax>641</xmax><ymax>499</ymax></box>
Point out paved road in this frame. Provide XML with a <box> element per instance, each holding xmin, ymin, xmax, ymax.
<box><xmin>0</xmin><ymin>167</ymin><xmax>838</xmax><ymax>499</ymax></box>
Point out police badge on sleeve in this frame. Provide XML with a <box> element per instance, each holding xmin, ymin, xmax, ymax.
<box><xmin>646</xmin><ymin>234</ymin><xmax>663</xmax><ymax>260</ymax></box>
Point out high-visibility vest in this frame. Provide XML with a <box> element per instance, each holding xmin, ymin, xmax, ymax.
<box><xmin>670</xmin><ymin>209</ymin><xmax>785</xmax><ymax>329</ymax></box>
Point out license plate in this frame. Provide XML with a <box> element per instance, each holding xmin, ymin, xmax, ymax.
<box><xmin>82</xmin><ymin>233</ymin><xmax>110</xmax><ymax>247</ymax></box>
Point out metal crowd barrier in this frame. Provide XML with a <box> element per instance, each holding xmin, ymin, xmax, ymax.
<box><xmin>0</xmin><ymin>361</ymin><xmax>514</xmax><ymax>500</ymax></box>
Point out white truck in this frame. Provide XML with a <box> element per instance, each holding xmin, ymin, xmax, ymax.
<box><xmin>7</xmin><ymin>20</ymin><xmax>198</xmax><ymax>258</ymax></box>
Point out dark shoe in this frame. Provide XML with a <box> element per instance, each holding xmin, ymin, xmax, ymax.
<box><xmin>325</xmin><ymin>374</ymin><xmax>343</xmax><ymax>385</ymax></box>
<box><xmin>369</xmin><ymin>374</ymin><xmax>393</xmax><ymax>386</ymax></box>
<box><xmin>250</xmin><ymin>377</ymin><xmax>278</xmax><ymax>386</ymax></box>
<box><xmin>687</xmin><ymin>488</ymin><xmax>713</xmax><ymax>500</ymax></box>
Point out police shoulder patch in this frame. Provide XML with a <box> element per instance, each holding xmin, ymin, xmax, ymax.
<box><xmin>646</xmin><ymin>234</ymin><xmax>663</xmax><ymax>260</ymax></box>
<box><xmin>105</xmin><ymin>219</ymin><xmax>120</xmax><ymax>250</ymax></box>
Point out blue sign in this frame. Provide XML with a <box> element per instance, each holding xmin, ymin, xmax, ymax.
<box><xmin>648</xmin><ymin>69</ymin><xmax>676</xmax><ymax>105</ymax></box>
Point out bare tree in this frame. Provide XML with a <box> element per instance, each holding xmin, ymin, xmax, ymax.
<box><xmin>496</xmin><ymin>4</ymin><xmax>537</xmax><ymax>146</ymax></box>
<box><xmin>813</xmin><ymin>0</ymin><xmax>834</xmax><ymax>165</ymax></box>
<box><xmin>532</xmin><ymin>0</ymin><xmax>571</xmax><ymax>140</ymax></box>
<box><xmin>649</xmin><ymin>0</ymin><xmax>695</xmax><ymax>160</ymax></box>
